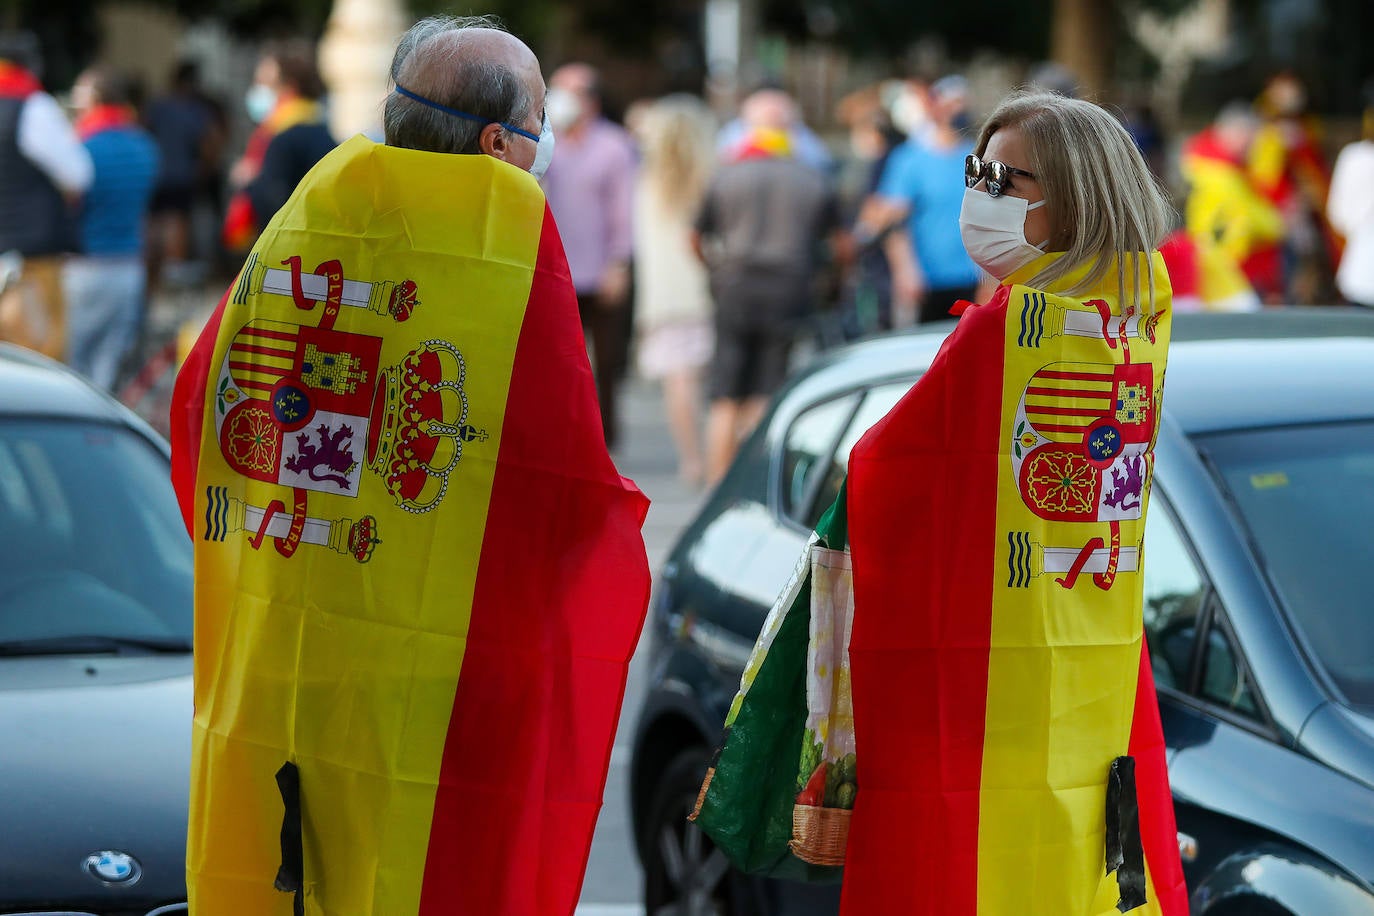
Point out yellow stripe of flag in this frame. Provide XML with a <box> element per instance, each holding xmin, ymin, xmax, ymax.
<box><xmin>187</xmin><ymin>136</ymin><xmax>547</xmax><ymax>915</ymax></box>
<box><xmin>978</xmin><ymin>268</ymin><xmax>1171</xmax><ymax>914</ymax></box>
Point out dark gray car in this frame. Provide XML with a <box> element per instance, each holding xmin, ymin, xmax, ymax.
<box><xmin>0</xmin><ymin>345</ymin><xmax>191</xmax><ymax>914</ymax></box>
<box><xmin>630</xmin><ymin>310</ymin><xmax>1374</xmax><ymax>916</ymax></box>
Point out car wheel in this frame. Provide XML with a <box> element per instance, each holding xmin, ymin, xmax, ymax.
<box><xmin>644</xmin><ymin>746</ymin><xmax>735</xmax><ymax>916</ymax></box>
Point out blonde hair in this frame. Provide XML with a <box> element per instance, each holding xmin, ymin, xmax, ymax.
<box><xmin>975</xmin><ymin>91</ymin><xmax>1174</xmax><ymax>313</ymax></box>
<box><xmin>638</xmin><ymin>94</ymin><xmax>716</xmax><ymax>216</ymax></box>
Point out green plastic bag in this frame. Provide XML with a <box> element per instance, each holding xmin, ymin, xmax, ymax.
<box><xmin>689</xmin><ymin>485</ymin><xmax>854</xmax><ymax>882</ymax></box>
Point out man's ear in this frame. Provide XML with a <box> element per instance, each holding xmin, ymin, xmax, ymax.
<box><xmin>479</xmin><ymin>122</ymin><xmax>511</xmax><ymax>161</ymax></box>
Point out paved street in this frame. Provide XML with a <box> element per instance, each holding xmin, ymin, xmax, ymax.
<box><xmin>576</xmin><ymin>377</ymin><xmax>711</xmax><ymax>915</ymax></box>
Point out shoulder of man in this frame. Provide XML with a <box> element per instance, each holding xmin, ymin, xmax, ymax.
<box><xmin>18</xmin><ymin>89</ymin><xmax>62</xmax><ymax>118</ymax></box>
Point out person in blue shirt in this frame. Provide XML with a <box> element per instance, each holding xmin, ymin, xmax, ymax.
<box><xmin>65</xmin><ymin>66</ymin><xmax>160</xmax><ymax>391</ymax></box>
<box><xmin>875</xmin><ymin>75</ymin><xmax>984</xmax><ymax>324</ymax></box>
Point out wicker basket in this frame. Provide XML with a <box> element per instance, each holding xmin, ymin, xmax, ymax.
<box><xmin>789</xmin><ymin>803</ymin><xmax>852</xmax><ymax>866</ymax></box>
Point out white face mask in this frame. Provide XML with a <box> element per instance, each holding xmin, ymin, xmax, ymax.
<box><xmin>958</xmin><ymin>187</ymin><xmax>1049</xmax><ymax>280</ymax></box>
<box><xmin>245</xmin><ymin>84</ymin><xmax>277</xmax><ymax>124</ymax></box>
<box><xmin>529</xmin><ymin>113</ymin><xmax>555</xmax><ymax>180</ymax></box>
<box><xmin>544</xmin><ymin>87</ymin><xmax>582</xmax><ymax>132</ymax></box>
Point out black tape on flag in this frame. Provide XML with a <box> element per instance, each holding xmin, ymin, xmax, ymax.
<box><xmin>1106</xmin><ymin>755</ymin><xmax>1147</xmax><ymax>912</ymax></box>
<box><xmin>275</xmin><ymin>761</ymin><xmax>305</xmax><ymax>916</ymax></box>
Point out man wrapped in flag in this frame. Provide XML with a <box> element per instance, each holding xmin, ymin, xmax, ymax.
<box><xmin>170</xmin><ymin>17</ymin><xmax>650</xmax><ymax>914</ymax></box>
<box><xmin>841</xmin><ymin>93</ymin><xmax>1187</xmax><ymax>914</ymax></box>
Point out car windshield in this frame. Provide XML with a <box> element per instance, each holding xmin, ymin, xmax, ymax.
<box><xmin>0</xmin><ymin>418</ymin><xmax>192</xmax><ymax>652</ymax></box>
<box><xmin>1198</xmin><ymin>420</ymin><xmax>1374</xmax><ymax>710</ymax></box>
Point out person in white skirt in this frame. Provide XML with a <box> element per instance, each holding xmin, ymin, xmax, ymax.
<box><xmin>632</xmin><ymin>95</ymin><xmax>717</xmax><ymax>483</ymax></box>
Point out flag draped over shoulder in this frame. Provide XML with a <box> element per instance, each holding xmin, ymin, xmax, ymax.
<box><xmin>170</xmin><ymin>135</ymin><xmax>651</xmax><ymax>916</ymax></box>
<box><xmin>843</xmin><ymin>252</ymin><xmax>1187</xmax><ymax>916</ymax></box>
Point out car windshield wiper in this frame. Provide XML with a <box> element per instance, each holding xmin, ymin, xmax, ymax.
<box><xmin>0</xmin><ymin>634</ymin><xmax>192</xmax><ymax>657</ymax></box>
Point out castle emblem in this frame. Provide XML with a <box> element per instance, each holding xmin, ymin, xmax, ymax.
<box><xmin>207</xmin><ymin>256</ymin><xmax>486</xmax><ymax>561</ymax></box>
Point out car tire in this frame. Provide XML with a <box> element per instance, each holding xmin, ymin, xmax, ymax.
<box><xmin>643</xmin><ymin>746</ymin><xmax>739</xmax><ymax>916</ymax></box>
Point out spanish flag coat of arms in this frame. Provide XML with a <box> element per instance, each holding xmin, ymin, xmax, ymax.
<box><xmin>842</xmin><ymin>253</ymin><xmax>1187</xmax><ymax>915</ymax></box>
<box><xmin>170</xmin><ymin>136</ymin><xmax>651</xmax><ymax>915</ymax></box>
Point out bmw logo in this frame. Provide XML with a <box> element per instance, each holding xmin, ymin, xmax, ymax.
<box><xmin>84</xmin><ymin>850</ymin><xmax>142</xmax><ymax>885</ymax></box>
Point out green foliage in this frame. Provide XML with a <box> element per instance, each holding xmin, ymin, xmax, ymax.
<box><xmin>761</xmin><ymin>0</ymin><xmax>1215</xmax><ymax>65</ymax></box>
<box><xmin>797</xmin><ymin>729</ymin><xmax>823</xmax><ymax>792</ymax></box>
<box><xmin>764</xmin><ymin>0</ymin><xmax>1053</xmax><ymax>59</ymax></box>
<box><xmin>166</xmin><ymin>0</ymin><xmax>333</xmax><ymax>36</ymax></box>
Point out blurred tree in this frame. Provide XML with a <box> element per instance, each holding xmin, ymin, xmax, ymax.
<box><xmin>407</xmin><ymin>0</ymin><xmax>559</xmax><ymax>48</ymax></box>
<box><xmin>760</xmin><ymin>0</ymin><xmax>1050</xmax><ymax>60</ymax></box>
<box><xmin>754</xmin><ymin>0</ymin><xmax>1254</xmax><ymax>98</ymax></box>
<box><xmin>2</xmin><ymin>0</ymin><xmax>102</xmax><ymax>89</ymax></box>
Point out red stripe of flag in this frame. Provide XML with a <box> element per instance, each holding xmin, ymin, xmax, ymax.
<box><xmin>841</xmin><ymin>287</ymin><xmax>1008</xmax><ymax>915</ymax></box>
<box><xmin>171</xmin><ymin>289</ymin><xmax>231</xmax><ymax>534</ymax></box>
<box><xmin>241</xmin><ymin>326</ymin><xmax>298</xmax><ymax>343</ymax></box>
<box><xmin>1128</xmin><ymin>640</ymin><xmax>1189</xmax><ymax>912</ymax></box>
<box><xmin>417</xmin><ymin>207</ymin><xmax>650</xmax><ymax>915</ymax></box>
<box><xmin>1027</xmin><ymin>422</ymin><xmax>1097</xmax><ymax>435</ymax></box>
<box><xmin>228</xmin><ymin>360</ymin><xmax>285</xmax><ymax>375</ymax></box>
<box><xmin>1025</xmin><ymin>386</ymin><xmax>1112</xmax><ymax>400</ymax></box>
<box><xmin>1036</xmin><ymin>369</ymin><xmax>1114</xmax><ymax>383</ymax></box>
<box><xmin>1025</xmin><ymin>404</ymin><xmax>1114</xmax><ymax>418</ymax></box>
<box><xmin>231</xmin><ymin>343</ymin><xmax>296</xmax><ymax>359</ymax></box>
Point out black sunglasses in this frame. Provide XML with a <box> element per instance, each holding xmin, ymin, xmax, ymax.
<box><xmin>965</xmin><ymin>154</ymin><xmax>1036</xmax><ymax>198</ymax></box>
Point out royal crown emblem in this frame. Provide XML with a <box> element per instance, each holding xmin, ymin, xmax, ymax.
<box><xmin>206</xmin><ymin>255</ymin><xmax>485</xmax><ymax>560</ymax></box>
<box><xmin>368</xmin><ymin>338</ymin><xmax>489</xmax><ymax>514</ymax></box>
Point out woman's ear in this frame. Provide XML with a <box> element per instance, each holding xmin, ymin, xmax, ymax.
<box><xmin>479</xmin><ymin>122</ymin><xmax>511</xmax><ymax>161</ymax></box>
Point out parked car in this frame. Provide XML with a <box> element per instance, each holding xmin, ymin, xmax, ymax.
<box><xmin>0</xmin><ymin>344</ymin><xmax>191</xmax><ymax>914</ymax></box>
<box><xmin>630</xmin><ymin>309</ymin><xmax>1374</xmax><ymax>916</ymax></box>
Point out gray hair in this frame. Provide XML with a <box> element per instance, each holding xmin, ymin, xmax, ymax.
<box><xmin>383</xmin><ymin>15</ymin><xmax>532</xmax><ymax>155</ymax></box>
<box><xmin>976</xmin><ymin>91</ymin><xmax>1175</xmax><ymax>313</ymax></box>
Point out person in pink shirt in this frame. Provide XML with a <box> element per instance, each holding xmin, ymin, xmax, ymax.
<box><xmin>541</xmin><ymin>62</ymin><xmax>637</xmax><ymax>448</ymax></box>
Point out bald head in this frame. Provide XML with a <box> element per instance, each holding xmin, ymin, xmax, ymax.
<box><xmin>741</xmin><ymin>89</ymin><xmax>798</xmax><ymax>132</ymax></box>
<box><xmin>384</xmin><ymin>16</ymin><xmax>545</xmax><ymax>162</ymax></box>
<box><xmin>394</xmin><ymin>25</ymin><xmax>537</xmax><ymax>92</ymax></box>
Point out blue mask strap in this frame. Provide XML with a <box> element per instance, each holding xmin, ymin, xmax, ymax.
<box><xmin>394</xmin><ymin>84</ymin><xmax>540</xmax><ymax>143</ymax></box>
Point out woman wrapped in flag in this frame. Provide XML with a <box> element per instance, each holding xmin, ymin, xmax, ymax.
<box><xmin>841</xmin><ymin>92</ymin><xmax>1188</xmax><ymax>914</ymax></box>
<box><xmin>170</xmin><ymin>18</ymin><xmax>650</xmax><ymax>915</ymax></box>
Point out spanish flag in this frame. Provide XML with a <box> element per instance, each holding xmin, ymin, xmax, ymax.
<box><xmin>842</xmin><ymin>253</ymin><xmax>1187</xmax><ymax>915</ymax></box>
<box><xmin>171</xmin><ymin>135</ymin><xmax>651</xmax><ymax>914</ymax></box>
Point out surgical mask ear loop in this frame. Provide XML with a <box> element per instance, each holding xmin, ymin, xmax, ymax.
<box><xmin>1026</xmin><ymin>198</ymin><xmax>1048</xmax><ymax>249</ymax></box>
<box><xmin>393</xmin><ymin>84</ymin><xmax>541</xmax><ymax>142</ymax></box>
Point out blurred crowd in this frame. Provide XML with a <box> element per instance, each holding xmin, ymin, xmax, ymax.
<box><xmin>0</xmin><ymin>25</ymin><xmax>1370</xmax><ymax>487</ymax></box>
<box><xmin>601</xmin><ymin>67</ymin><xmax>1374</xmax><ymax>485</ymax></box>
<box><xmin>0</xmin><ymin>31</ymin><xmax>334</xmax><ymax>393</ymax></box>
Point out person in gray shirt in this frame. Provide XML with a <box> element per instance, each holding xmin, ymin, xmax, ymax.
<box><xmin>693</xmin><ymin>115</ymin><xmax>844</xmax><ymax>483</ymax></box>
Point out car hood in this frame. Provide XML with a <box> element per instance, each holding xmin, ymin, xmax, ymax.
<box><xmin>0</xmin><ymin>653</ymin><xmax>191</xmax><ymax>908</ymax></box>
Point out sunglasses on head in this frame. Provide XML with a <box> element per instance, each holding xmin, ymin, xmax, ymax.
<box><xmin>965</xmin><ymin>154</ymin><xmax>1036</xmax><ymax>198</ymax></box>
